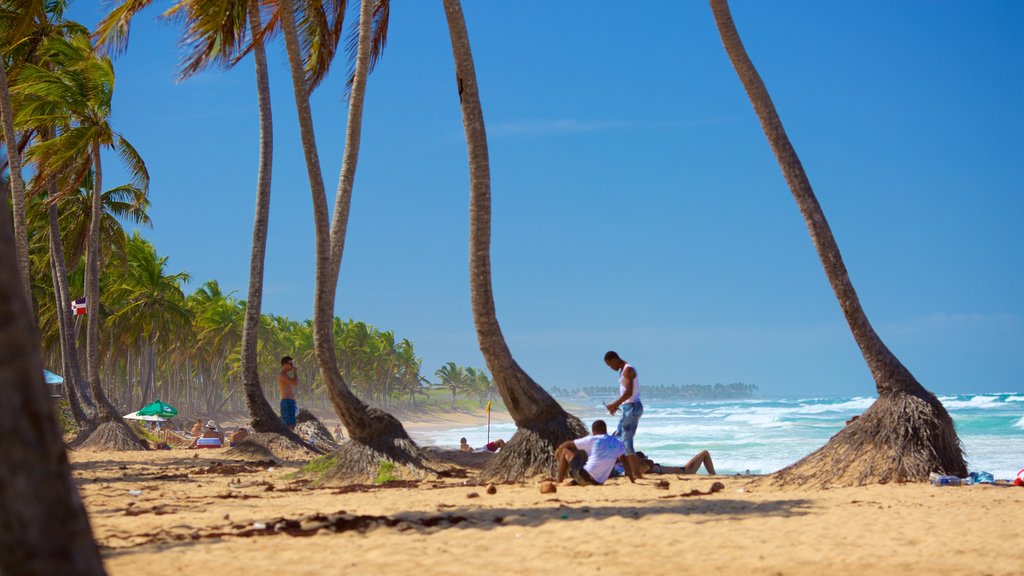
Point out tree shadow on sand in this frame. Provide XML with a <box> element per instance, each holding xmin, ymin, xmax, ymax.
<box><xmin>98</xmin><ymin>495</ymin><xmax>812</xmax><ymax>558</ymax></box>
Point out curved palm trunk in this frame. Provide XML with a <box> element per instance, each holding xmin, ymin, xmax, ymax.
<box><xmin>278</xmin><ymin>0</ymin><xmax>423</xmax><ymax>475</ymax></box>
<box><xmin>0</xmin><ymin>186</ymin><xmax>107</xmax><ymax>576</ymax></box>
<box><xmin>710</xmin><ymin>0</ymin><xmax>964</xmax><ymax>484</ymax></box>
<box><xmin>0</xmin><ymin>62</ymin><xmax>32</xmax><ymax>305</ymax></box>
<box><xmin>442</xmin><ymin>0</ymin><xmax>585</xmax><ymax>481</ymax></box>
<box><xmin>44</xmin><ymin>128</ymin><xmax>95</xmax><ymax>422</ymax></box>
<box><xmin>79</xmin><ymin>143</ymin><xmax>143</xmax><ymax>450</ymax></box>
<box><xmin>85</xmin><ymin>143</ymin><xmax>118</xmax><ymax>420</ymax></box>
<box><xmin>239</xmin><ymin>0</ymin><xmax>294</xmax><ymax>435</ymax></box>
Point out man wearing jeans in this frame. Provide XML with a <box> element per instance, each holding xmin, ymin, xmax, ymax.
<box><xmin>604</xmin><ymin>350</ymin><xmax>644</xmax><ymax>479</ymax></box>
<box><xmin>278</xmin><ymin>356</ymin><xmax>299</xmax><ymax>429</ymax></box>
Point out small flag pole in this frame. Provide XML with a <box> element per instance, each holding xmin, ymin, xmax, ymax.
<box><xmin>485</xmin><ymin>399</ymin><xmax>492</xmax><ymax>443</ymax></box>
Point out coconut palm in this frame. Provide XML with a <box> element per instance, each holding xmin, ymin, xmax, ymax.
<box><xmin>16</xmin><ymin>30</ymin><xmax>149</xmax><ymax>449</ymax></box>
<box><xmin>276</xmin><ymin>0</ymin><xmax>436</xmax><ymax>480</ymax></box>
<box><xmin>104</xmin><ymin>233</ymin><xmax>191</xmax><ymax>404</ymax></box>
<box><xmin>0</xmin><ymin>179</ymin><xmax>106</xmax><ymax>575</ymax></box>
<box><xmin>440</xmin><ymin>0</ymin><xmax>585</xmax><ymax>481</ymax></box>
<box><xmin>0</xmin><ymin>0</ymin><xmax>45</xmax><ymax>304</ymax></box>
<box><xmin>709</xmin><ymin>0</ymin><xmax>965</xmax><ymax>485</ymax></box>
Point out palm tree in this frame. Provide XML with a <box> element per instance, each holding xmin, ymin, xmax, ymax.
<box><xmin>105</xmin><ymin>233</ymin><xmax>191</xmax><ymax>405</ymax></box>
<box><xmin>277</xmin><ymin>0</ymin><xmax>436</xmax><ymax>481</ymax></box>
<box><xmin>96</xmin><ymin>0</ymin><xmax>328</xmax><ymax>439</ymax></box>
<box><xmin>441</xmin><ymin>0</ymin><xmax>585</xmax><ymax>481</ymax></box>
<box><xmin>17</xmin><ymin>30</ymin><xmax>149</xmax><ymax>449</ymax></box>
<box><xmin>709</xmin><ymin>0</ymin><xmax>965</xmax><ymax>485</ymax></box>
<box><xmin>435</xmin><ymin>361</ymin><xmax>469</xmax><ymax>410</ymax></box>
<box><xmin>0</xmin><ymin>178</ymin><xmax>106</xmax><ymax>576</ymax></box>
<box><xmin>0</xmin><ymin>0</ymin><xmax>44</xmax><ymax>304</ymax></box>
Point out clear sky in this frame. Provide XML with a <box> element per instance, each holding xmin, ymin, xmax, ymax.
<box><xmin>65</xmin><ymin>1</ymin><xmax>1022</xmax><ymax>398</ymax></box>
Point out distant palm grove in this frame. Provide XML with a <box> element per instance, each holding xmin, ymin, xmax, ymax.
<box><xmin>28</xmin><ymin>222</ymin><xmax>496</xmax><ymax>418</ymax></box>
<box><xmin>550</xmin><ymin>382</ymin><xmax>758</xmax><ymax>402</ymax></box>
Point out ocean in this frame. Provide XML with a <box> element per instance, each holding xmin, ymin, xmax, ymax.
<box><xmin>416</xmin><ymin>393</ymin><xmax>1024</xmax><ymax>480</ymax></box>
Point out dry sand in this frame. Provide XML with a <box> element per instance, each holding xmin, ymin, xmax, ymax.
<box><xmin>69</xmin><ymin>436</ymin><xmax>1024</xmax><ymax>576</ymax></box>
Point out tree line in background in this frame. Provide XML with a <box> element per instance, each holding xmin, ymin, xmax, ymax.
<box><xmin>550</xmin><ymin>382</ymin><xmax>758</xmax><ymax>402</ymax></box>
<box><xmin>25</xmin><ymin>199</ymin><xmax>496</xmax><ymax>420</ymax></box>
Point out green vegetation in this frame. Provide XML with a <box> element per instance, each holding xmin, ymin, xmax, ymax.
<box><xmin>374</xmin><ymin>461</ymin><xmax>399</xmax><ymax>485</ymax></box>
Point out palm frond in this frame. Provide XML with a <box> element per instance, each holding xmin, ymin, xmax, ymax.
<box><xmin>114</xmin><ymin>134</ymin><xmax>149</xmax><ymax>192</ymax></box>
<box><xmin>94</xmin><ymin>0</ymin><xmax>158</xmax><ymax>56</ymax></box>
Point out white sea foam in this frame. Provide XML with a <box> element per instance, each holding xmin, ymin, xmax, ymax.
<box><xmin>939</xmin><ymin>395</ymin><xmax>1004</xmax><ymax>409</ymax></box>
<box><xmin>1005</xmin><ymin>396</ymin><xmax>1024</xmax><ymax>403</ymax></box>
<box><xmin>1014</xmin><ymin>415</ymin><xmax>1024</xmax><ymax>430</ymax></box>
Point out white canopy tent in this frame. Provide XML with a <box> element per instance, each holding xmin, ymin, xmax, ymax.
<box><xmin>122</xmin><ymin>411</ymin><xmax>170</xmax><ymax>422</ymax></box>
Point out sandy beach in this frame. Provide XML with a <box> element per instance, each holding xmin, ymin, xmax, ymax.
<box><xmin>71</xmin><ymin>416</ymin><xmax>1024</xmax><ymax>576</ymax></box>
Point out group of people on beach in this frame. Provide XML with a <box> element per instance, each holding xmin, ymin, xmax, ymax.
<box><xmin>554</xmin><ymin>351</ymin><xmax>716</xmax><ymax>486</ymax></box>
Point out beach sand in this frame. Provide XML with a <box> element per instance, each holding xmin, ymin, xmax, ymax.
<box><xmin>72</xmin><ymin>419</ymin><xmax>1024</xmax><ymax>576</ymax></box>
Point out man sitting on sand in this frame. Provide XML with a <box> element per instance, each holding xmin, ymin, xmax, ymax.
<box><xmin>189</xmin><ymin>421</ymin><xmax>223</xmax><ymax>449</ymax></box>
<box><xmin>636</xmin><ymin>450</ymin><xmax>716</xmax><ymax>475</ymax></box>
<box><xmin>555</xmin><ymin>420</ymin><xmax>634</xmax><ymax>485</ymax></box>
<box><xmin>189</xmin><ymin>418</ymin><xmax>203</xmax><ymax>437</ymax></box>
<box><xmin>229</xmin><ymin>427</ymin><xmax>250</xmax><ymax>447</ymax></box>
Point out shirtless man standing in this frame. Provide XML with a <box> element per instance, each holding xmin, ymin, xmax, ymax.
<box><xmin>278</xmin><ymin>356</ymin><xmax>299</xmax><ymax>430</ymax></box>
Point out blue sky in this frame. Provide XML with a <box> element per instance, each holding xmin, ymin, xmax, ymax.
<box><xmin>66</xmin><ymin>1</ymin><xmax>1022</xmax><ymax>398</ymax></box>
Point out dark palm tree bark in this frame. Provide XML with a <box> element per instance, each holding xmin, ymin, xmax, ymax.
<box><xmin>0</xmin><ymin>187</ymin><xmax>107</xmax><ymax>576</ymax></box>
<box><xmin>710</xmin><ymin>0</ymin><xmax>965</xmax><ymax>485</ymax></box>
<box><xmin>442</xmin><ymin>0</ymin><xmax>585</xmax><ymax>482</ymax></box>
<box><xmin>0</xmin><ymin>61</ymin><xmax>33</xmax><ymax>305</ymax></box>
<box><xmin>277</xmin><ymin>0</ymin><xmax>435</xmax><ymax>481</ymax></box>
<box><xmin>239</xmin><ymin>0</ymin><xmax>295</xmax><ymax>435</ymax></box>
<box><xmin>78</xmin><ymin>142</ymin><xmax>144</xmax><ymax>451</ymax></box>
<box><xmin>43</xmin><ymin>127</ymin><xmax>96</xmax><ymax>422</ymax></box>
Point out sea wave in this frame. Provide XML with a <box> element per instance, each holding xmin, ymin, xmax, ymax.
<box><xmin>939</xmin><ymin>395</ymin><xmax>1005</xmax><ymax>409</ymax></box>
<box><xmin>1014</xmin><ymin>415</ymin><xmax>1024</xmax><ymax>430</ymax></box>
<box><xmin>1005</xmin><ymin>396</ymin><xmax>1024</xmax><ymax>403</ymax></box>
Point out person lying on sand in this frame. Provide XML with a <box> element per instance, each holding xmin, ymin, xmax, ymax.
<box><xmin>460</xmin><ymin>438</ymin><xmax>505</xmax><ymax>452</ymax></box>
<box><xmin>636</xmin><ymin>450</ymin><xmax>716</xmax><ymax>475</ymax></box>
<box><xmin>555</xmin><ymin>420</ymin><xmax>634</xmax><ymax>485</ymax></box>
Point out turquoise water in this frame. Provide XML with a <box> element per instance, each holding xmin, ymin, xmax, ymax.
<box><xmin>414</xmin><ymin>393</ymin><xmax>1024</xmax><ymax>480</ymax></box>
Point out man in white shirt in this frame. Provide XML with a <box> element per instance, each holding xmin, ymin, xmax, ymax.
<box><xmin>555</xmin><ymin>420</ymin><xmax>635</xmax><ymax>485</ymax></box>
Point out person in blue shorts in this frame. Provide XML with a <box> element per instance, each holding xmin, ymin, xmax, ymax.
<box><xmin>278</xmin><ymin>356</ymin><xmax>299</xmax><ymax>429</ymax></box>
<box><xmin>604</xmin><ymin>351</ymin><xmax>644</xmax><ymax>479</ymax></box>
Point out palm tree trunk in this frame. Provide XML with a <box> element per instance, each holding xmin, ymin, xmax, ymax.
<box><xmin>277</xmin><ymin>0</ymin><xmax>431</xmax><ymax>478</ymax></box>
<box><xmin>0</xmin><ymin>182</ymin><xmax>107</xmax><ymax>576</ymax></box>
<box><xmin>442</xmin><ymin>0</ymin><xmax>585</xmax><ymax>481</ymax></box>
<box><xmin>0</xmin><ymin>62</ymin><xmax>32</xmax><ymax>305</ymax></box>
<box><xmin>709</xmin><ymin>0</ymin><xmax>965</xmax><ymax>484</ymax></box>
<box><xmin>239</xmin><ymin>0</ymin><xmax>293</xmax><ymax>435</ymax></box>
<box><xmin>78</xmin><ymin>143</ymin><xmax>143</xmax><ymax>451</ymax></box>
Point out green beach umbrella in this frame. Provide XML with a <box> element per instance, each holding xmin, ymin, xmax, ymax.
<box><xmin>136</xmin><ymin>399</ymin><xmax>178</xmax><ymax>419</ymax></box>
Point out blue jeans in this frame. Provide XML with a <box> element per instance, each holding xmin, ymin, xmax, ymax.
<box><xmin>280</xmin><ymin>398</ymin><xmax>297</xmax><ymax>427</ymax></box>
<box><xmin>614</xmin><ymin>401</ymin><xmax>643</xmax><ymax>455</ymax></box>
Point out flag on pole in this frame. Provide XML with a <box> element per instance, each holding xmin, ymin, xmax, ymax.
<box><xmin>485</xmin><ymin>400</ymin><xmax>491</xmax><ymax>414</ymax></box>
<box><xmin>71</xmin><ymin>297</ymin><xmax>87</xmax><ymax>315</ymax></box>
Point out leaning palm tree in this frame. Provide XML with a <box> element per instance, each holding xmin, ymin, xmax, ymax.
<box><xmin>276</xmin><ymin>0</ymin><xmax>441</xmax><ymax>481</ymax></box>
<box><xmin>0</xmin><ymin>0</ymin><xmax>45</xmax><ymax>304</ymax></box>
<box><xmin>96</xmin><ymin>0</ymin><xmax>333</xmax><ymax>441</ymax></box>
<box><xmin>0</xmin><ymin>176</ymin><xmax>106</xmax><ymax>576</ymax></box>
<box><xmin>17</xmin><ymin>30</ymin><xmax>149</xmax><ymax>450</ymax></box>
<box><xmin>709</xmin><ymin>0</ymin><xmax>965</xmax><ymax>485</ymax></box>
<box><xmin>441</xmin><ymin>0</ymin><xmax>586</xmax><ymax>482</ymax></box>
